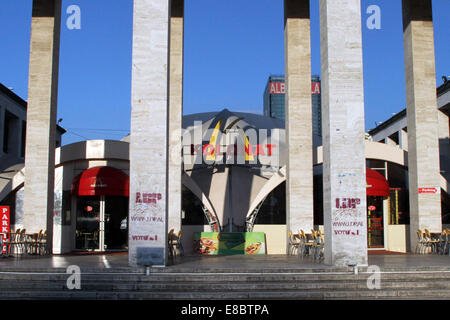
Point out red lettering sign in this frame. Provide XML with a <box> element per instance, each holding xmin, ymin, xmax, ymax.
<box><xmin>0</xmin><ymin>206</ymin><xmax>10</xmax><ymax>254</ymax></box>
<box><xmin>269</xmin><ymin>82</ymin><xmax>285</xmax><ymax>94</ymax></box>
<box><xmin>311</xmin><ymin>82</ymin><xmax>321</xmax><ymax>95</ymax></box>
<box><xmin>336</xmin><ymin>198</ymin><xmax>361</xmax><ymax>209</ymax></box>
<box><xmin>269</xmin><ymin>82</ymin><xmax>321</xmax><ymax>95</ymax></box>
<box><xmin>418</xmin><ymin>187</ymin><xmax>440</xmax><ymax>194</ymax></box>
<box><xmin>135</xmin><ymin>192</ymin><xmax>162</xmax><ymax>204</ymax></box>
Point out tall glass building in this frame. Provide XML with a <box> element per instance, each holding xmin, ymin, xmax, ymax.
<box><xmin>263</xmin><ymin>75</ymin><xmax>322</xmax><ymax>138</ymax></box>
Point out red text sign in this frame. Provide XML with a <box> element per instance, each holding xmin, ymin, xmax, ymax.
<box><xmin>269</xmin><ymin>82</ymin><xmax>321</xmax><ymax>95</ymax></box>
<box><xmin>135</xmin><ymin>192</ymin><xmax>162</xmax><ymax>204</ymax></box>
<box><xmin>0</xmin><ymin>206</ymin><xmax>10</xmax><ymax>254</ymax></box>
<box><xmin>418</xmin><ymin>187</ymin><xmax>440</xmax><ymax>194</ymax></box>
<box><xmin>336</xmin><ymin>198</ymin><xmax>361</xmax><ymax>209</ymax></box>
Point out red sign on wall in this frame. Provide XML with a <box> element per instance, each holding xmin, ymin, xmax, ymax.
<box><xmin>269</xmin><ymin>82</ymin><xmax>286</xmax><ymax>94</ymax></box>
<box><xmin>269</xmin><ymin>82</ymin><xmax>321</xmax><ymax>95</ymax></box>
<box><xmin>418</xmin><ymin>187</ymin><xmax>440</xmax><ymax>194</ymax></box>
<box><xmin>0</xmin><ymin>206</ymin><xmax>10</xmax><ymax>254</ymax></box>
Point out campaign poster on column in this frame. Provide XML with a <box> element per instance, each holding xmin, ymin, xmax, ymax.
<box><xmin>129</xmin><ymin>187</ymin><xmax>166</xmax><ymax>266</ymax></box>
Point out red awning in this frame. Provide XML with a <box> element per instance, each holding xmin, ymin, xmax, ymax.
<box><xmin>71</xmin><ymin>167</ymin><xmax>129</xmax><ymax>197</ymax></box>
<box><xmin>366</xmin><ymin>168</ymin><xmax>389</xmax><ymax>197</ymax></box>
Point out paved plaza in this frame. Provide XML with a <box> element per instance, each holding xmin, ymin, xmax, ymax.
<box><xmin>0</xmin><ymin>253</ymin><xmax>449</xmax><ymax>273</ymax></box>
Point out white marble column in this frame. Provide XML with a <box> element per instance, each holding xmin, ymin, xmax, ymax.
<box><xmin>129</xmin><ymin>0</ymin><xmax>170</xmax><ymax>267</ymax></box>
<box><xmin>320</xmin><ymin>0</ymin><xmax>368</xmax><ymax>266</ymax></box>
<box><xmin>168</xmin><ymin>0</ymin><xmax>184</xmax><ymax>234</ymax></box>
<box><xmin>23</xmin><ymin>0</ymin><xmax>62</xmax><ymax>254</ymax></box>
<box><xmin>402</xmin><ymin>0</ymin><xmax>442</xmax><ymax>250</ymax></box>
<box><xmin>284</xmin><ymin>0</ymin><xmax>314</xmax><ymax>239</ymax></box>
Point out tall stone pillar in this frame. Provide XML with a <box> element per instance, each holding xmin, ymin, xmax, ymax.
<box><xmin>402</xmin><ymin>0</ymin><xmax>442</xmax><ymax>251</ymax></box>
<box><xmin>284</xmin><ymin>0</ymin><xmax>314</xmax><ymax>239</ymax></box>
<box><xmin>129</xmin><ymin>0</ymin><xmax>170</xmax><ymax>267</ymax></box>
<box><xmin>168</xmin><ymin>0</ymin><xmax>184</xmax><ymax>234</ymax></box>
<box><xmin>23</xmin><ymin>0</ymin><xmax>62</xmax><ymax>253</ymax></box>
<box><xmin>320</xmin><ymin>0</ymin><xmax>368</xmax><ymax>266</ymax></box>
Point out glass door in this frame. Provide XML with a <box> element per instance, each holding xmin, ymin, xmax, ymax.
<box><xmin>104</xmin><ymin>196</ymin><xmax>128</xmax><ymax>250</ymax></box>
<box><xmin>367</xmin><ymin>196</ymin><xmax>384</xmax><ymax>248</ymax></box>
<box><xmin>75</xmin><ymin>196</ymin><xmax>101</xmax><ymax>250</ymax></box>
<box><xmin>76</xmin><ymin>196</ymin><xmax>128</xmax><ymax>251</ymax></box>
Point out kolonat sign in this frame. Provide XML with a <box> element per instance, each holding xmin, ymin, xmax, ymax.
<box><xmin>0</xmin><ymin>206</ymin><xmax>10</xmax><ymax>254</ymax></box>
<box><xmin>269</xmin><ymin>82</ymin><xmax>321</xmax><ymax>95</ymax></box>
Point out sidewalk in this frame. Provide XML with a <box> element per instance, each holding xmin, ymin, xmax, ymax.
<box><xmin>0</xmin><ymin>253</ymin><xmax>449</xmax><ymax>273</ymax></box>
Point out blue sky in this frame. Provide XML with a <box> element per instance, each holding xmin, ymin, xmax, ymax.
<box><xmin>0</xmin><ymin>0</ymin><xmax>449</xmax><ymax>145</ymax></box>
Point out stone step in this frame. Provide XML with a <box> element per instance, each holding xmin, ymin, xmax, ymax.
<box><xmin>1</xmin><ymin>279</ymin><xmax>450</xmax><ymax>292</ymax></box>
<box><xmin>2</xmin><ymin>270</ymin><xmax>450</xmax><ymax>282</ymax></box>
<box><xmin>1</xmin><ymin>288</ymin><xmax>450</xmax><ymax>300</ymax></box>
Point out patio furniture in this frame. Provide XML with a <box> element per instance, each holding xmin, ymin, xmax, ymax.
<box><xmin>415</xmin><ymin>230</ymin><xmax>426</xmax><ymax>254</ymax></box>
<box><xmin>39</xmin><ymin>230</ymin><xmax>48</xmax><ymax>255</ymax></box>
<box><xmin>424</xmin><ymin>229</ymin><xmax>440</xmax><ymax>254</ymax></box>
<box><xmin>168</xmin><ymin>229</ymin><xmax>176</xmax><ymax>258</ymax></box>
<box><xmin>287</xmin><ymin>231</ymin><xmax>300</xmax><ymax>255</ymax></box>
<box><xmin>170</xmin><ymin>230</ymin><xmax>184</xmax><ymax>257</ymax></box>
<box><xmin>298</xmin><ymin>229</ymin><xmax>314</xmax><ymax>258</ymax></box>
<box><xmin>438</xmin><ymin>230</ymin><xmax>449</xmax><ymax>255</ymax></box>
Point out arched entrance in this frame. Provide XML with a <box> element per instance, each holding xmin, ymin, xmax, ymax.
<box><xmin>366</xmin><ymin>168</ymin><xmax>389</xmax><ymax>248</ymax></box>
<box><xmin>71</xmin><ymin>166</ymin><xmax>129</xmax><ymax>251</ymax></box>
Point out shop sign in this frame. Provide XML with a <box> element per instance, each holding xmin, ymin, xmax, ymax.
<box><xmin>418</xmin><ymin>187</ymin><xmax>440</xmax><ymax>194</ymax></box>
<box><xmin>0</xmin><ymin>206</ymin><xmax>10</xmax><ymax>254</ymax></box>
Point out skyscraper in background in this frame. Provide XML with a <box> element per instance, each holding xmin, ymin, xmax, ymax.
<box><xmin>263</xmin><ymin>75</ymin><xmax>322</xmax><ymax>140</ymax></box>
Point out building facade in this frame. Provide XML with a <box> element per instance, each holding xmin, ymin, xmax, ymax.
<box><xmin>263</xmin><ymin>75</ymin><xmax>322</xmax><ymax>145</ymax></box>
<box><xmin>368</xmin><ymin>77</ymin><xmax>450</xmax><ymax>227</ymax></box>
<box><xmin>0</xmin><ymin>83</ymin><xmax>65</xmax><ymax>172</ymax></box>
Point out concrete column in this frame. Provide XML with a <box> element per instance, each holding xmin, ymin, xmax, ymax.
<box><xmin>320</xmin><ymin>0</ymin><xmax>368</xmax><ymax>266</ymax></box>
<box><xmin>402</xmin><ymin>0</ymin><xmax>442</xmax><ymax>251</ymax></box>
<box><xmin>129</xmin><ymin>0</ymin><xmax>170</xmax><ymax>267</ymax></box>
<box><xmin>23</xmin><ymin>0</ymin><xmax>61</xmax><ymax>253</ymax></box>
<box><xmin>284</xmin><ymin>0</ymin><xmax>314</xmax><ymax>238</ymax></box>
<box><xmin>168</xmin><ymin>0</ymin><xmax>184</xmax><ymax>234</ymax></box>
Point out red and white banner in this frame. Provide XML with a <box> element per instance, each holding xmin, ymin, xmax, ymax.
<box><xmin>418</xmin><ymin>187</ymin><xmax>440</xmax><ymax>194</ymax></box>
<box><xmin>0</xmin><ymin>206</ymin><xmax>10</xmax><ymax>254</ymax></box>
<box><xmin>269</xmin><ymin>81</ymin><xmax>321</xmax><ymax>95</ymax></box>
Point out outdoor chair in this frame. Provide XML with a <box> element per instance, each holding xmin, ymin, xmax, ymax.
<box><xmin>7</xmin><ymin>229</ymin><xmax>20</xmax><ymax>255</ymax></box>
<box><xmin>39</xmin><ymin>230</ymin><xmax>48</xmax><ymax>255</ymax></box>
<box><xmin>168</xmin><ymin>229</ymin><xmax>176</xmax><ymax>258</ymax></box>
<box><xmin>312</xmin><ymin>230</ymin><xmax>324</xmax><ymax>262</ymax></box>
<box><xmin>298</xmin><ymin>229</ymin><xmax>314</xmax><ymax>258</ymax></box>
<box><xmin>415</xmin><ymin>229</ymin><xmax>426</xmax><ymax>254</ymax></box>
<box><xmin>424</xmin><ymin>229</ymin><xmax>440</xmax><ymax>254</ymax></box>
<box><xmin>438</xmin><ymin>230</ymin><xmax>449</xmax><ymax>255</ymax></box>
<box><xmin>15</xmin><ymin>229</ymin><xmax>27</xmax><ymax>255</ymax></box>
<box><xmin>171</xmin><ymin>230</ymin><xmax>184</xmax><ymax>257</ymax></box>
<box><xmin>287</xmin><ymin>231</ymin><xmax>300</xmax><ymax>255</ymax></box>
<box><xmin>28</xmin><ymin>230</ymin><xmax>42</xmax><ymax>255</ymax></box>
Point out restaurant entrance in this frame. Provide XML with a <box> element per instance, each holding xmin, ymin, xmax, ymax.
<box><xmin>75</xmin><ymin>196</ymin><xmax>128</xmax><ymax>251</ymax></box>
<box><xmin>366</xmin><ymin>168</ymin><xmax>389</xmax><ymax>249</ymax></box>
<box><xmin>71</xmin><ymin>166</ymin><xmax>129</xmax><ymax>252</ymax></box>
<box><xmin>367</xmin><ymin>196</ymin><xmax>384</xmax><ymax>248</ymax></box>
